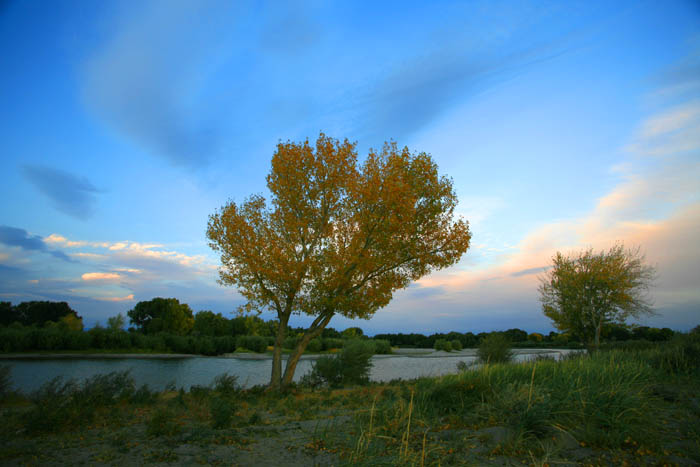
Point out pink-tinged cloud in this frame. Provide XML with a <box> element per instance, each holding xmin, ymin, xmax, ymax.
<box><xmin>82</xmin><ymin>272</ymin><xmax>121</xmax><ymax>281</ymax></box>
<box><xmin>96</xmin><ymin>294</ymin><xmax>135</xmax><ymax>302</ymax></box>
<box><xmin>414</xmin><ymin>97</ymin><xmax>700</xmax><ymax>330</ymax></box>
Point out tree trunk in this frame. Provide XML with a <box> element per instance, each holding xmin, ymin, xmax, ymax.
<box><xmin>593</xmin><ymin>320</ymin><xmax>602</xmax><ymax>352</ymax></box>
<box><xmin>281</xmin><ymin>313</ymin><xmax>333</xmax><ymax>389</ymax></box>
<box><xmin>268</xmin><ymin>314</ymin><xmax>289</xmax><ymax>391</ymax></box>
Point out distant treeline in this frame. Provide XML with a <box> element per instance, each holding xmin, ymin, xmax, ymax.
<box><xmin>0</xmin><ymin>299</ymin><xmax>678</xmax><ymax>355</ymax></box>
<box><xmin>0</xmin><ymin>300</ymin><xmax>388</xmax><ymax>355</ymax></box>
<box><xmin>375</xmin><ymin>324</ymin><xmax>676</xmax><ymax>349</ymax></box>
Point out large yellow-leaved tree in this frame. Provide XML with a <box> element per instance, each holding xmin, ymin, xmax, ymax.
<box><xmin>207</xmin><ymin>134</ymin><xmax>471</xmax><ymax>389</ymax></box>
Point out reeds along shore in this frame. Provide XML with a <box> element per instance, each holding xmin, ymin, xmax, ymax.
<box><xmin>0</xmin><ymin>333</ymin><xmax>698</xmax><ymax>465</ymax></box>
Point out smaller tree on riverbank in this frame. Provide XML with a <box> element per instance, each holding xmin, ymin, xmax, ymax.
<box><xmin>539</xmin><ymin>244</ymin><xmax>656</xmax><ymax>350</ymax></box>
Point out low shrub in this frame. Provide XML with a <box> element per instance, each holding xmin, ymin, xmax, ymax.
<box><xmin>450</xmin><ymin>339</ymin><xmax>463</xmax><ymax>351</ymax></box>
<box><xmin>306</xmin><ymin>338</ymin><xmax>323</xmax><ymax>353</ymax></box>
<box><xmin>303</xmin><ymin>339</ymin><xmax>374</xmax><ymax>388</ymax></box>
<box><xmin>25</xmin><ymin>371</ymin><xmax>140</xmax><ymax>432</ymax></box>
<box><xmin>212</xmin><ymin>373</ymin><xmax>239</xmax><ymax>397</ymax></box>
<box><xmin>189</xmin><ymin>384</ymin><xmax>212</xmax><ymax>401</ymax></box>
<box><xmin>303</xmin><ymin>355</ymin><xmax>343</xmax><ymax>388</ymax></box>
<box><xmin>26</xmin><ymin>377</ymin><xmax>81</xmax><ymax>433</ymax></box>
<box><xmin>283</xmin><ymin>336</ymin><xmax>298</xmax><ymax>349</ymax></box>
<box><xmin>130</xmin><ymin>384</ymin><xmax>157</xmax><ymax>405</ymax></box>
<box><xmin>372</xmin><ymin>339</ymin><xmax>392</xmax><ymax>354</ymax></box>
<box><xmin>78</xmin><ymin>371</ymin><xmax>135</xmax><ymax>406</ymax></box>
<box><xmin>236</xmin><ymin>335</ymin><xmax>268</xmax><ymax>353</ymax></box>
<box><xmin>420</xmin><ymin>374</ymin><xmax>491</xmax><ymax>415</ymax></box>
<box><xmin>210</xmin><ymin>397</ymin><xmax>236</xmax><ymax>429</ymax></box>
<box><xmin>477</xmin><ymin>333</ymin><xmax>513</xmax><ymax>363</ymax></box>
<box><xmin>147</xmin><ymin>407</ymin><xmax>180</xmax><ymax>436</ymax></box>
<box><xmin>322</xmin><ymin>338</ymin><xmax>344</xmax><ymax>351</ymax></box>
<box><xmin>434</xmin><ymin>339</ymin><xmax>453</xmax><ymax>352</ymax></box>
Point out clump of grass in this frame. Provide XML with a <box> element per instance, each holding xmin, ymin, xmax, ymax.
<box><xmin>189</xmin><ymin>384</ymin><xmax>212</xmax><ymax>401</ymax></box>
<box><xmin>0</xmin><ymin>365</ymin><xmax>11</xmax><ymax>398</ymax></box>
<box><xmin>644</xmin><ymin>333</ymin><xmax>700</xmax><ymax>375</ymax></box>
<box><xmin>79</xmin><ymin>370</ymin><xmax>135</xmax><ymax>406</ymax></box>
<box><xmin>477</xmin><ymin>333</ymin><xmax>513</xmax><ymax>363</ymax></box>
<box><xmin>147</xmin><ymin>406</ymin><xmax>181</xmax><ymax>436</ymax></box>
<box><xmin>25</xmin><ymin>376</ymin><xmax>81</xmax><ymax>433</ymax></box>
<box><xmin>418</xmin><ymin>374</ymin><xmax>491</xmax><ymax>415</ymax></box>
<box><xmin>212</xmin><ymin>372</ymin><xmax>239</xmax><ymax>397</ymax></box>
<box><xmin>24</xmin><ymin>371</ymin><xmax>141</xmax><ymax>433</ymax></box>
<box><xmin>209</xmin><ymin>396</ymin><xmax>236</xmax><ymax>429</ymax></box>
<box><xmin>130</xmin><ymin>384</ymin><xmax>157</xmax><ymax>405</ymax></box>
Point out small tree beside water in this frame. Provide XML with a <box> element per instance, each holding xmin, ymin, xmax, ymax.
<box><xmin>539</xmin><ymin>244</ymin><xmax>656</xmax><ymax>350</ymax></box>
<box><xmin>477</xmin><ymin>333</ymin><xmax>513</xmax><ymax>363</ymax></box>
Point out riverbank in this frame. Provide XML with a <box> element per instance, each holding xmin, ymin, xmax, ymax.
<box><xmin>1</xmin><ymin>337</ymin><xmax>698</xmax><ymax>466</ymax></box>
<box><xmin>0</xmin><ymin>353</ymin><xmax>194</xmax><ymax>359</ymax></box>
<box><xmin>0</xmin><ymin>347</ymin><xmax>576</xmax><ymax>360</ymax></box>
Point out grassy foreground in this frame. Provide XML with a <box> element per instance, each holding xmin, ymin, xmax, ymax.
<box><xmin>1</xmin><ymin>336</ymin><xmax>698</xmax><ymax>466</ymax></box>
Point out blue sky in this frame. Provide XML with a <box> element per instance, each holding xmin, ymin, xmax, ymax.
<box><xmin>1</xmin><ymin>0</ymin><xmax>699</xmax><ymax>334</ymax></box>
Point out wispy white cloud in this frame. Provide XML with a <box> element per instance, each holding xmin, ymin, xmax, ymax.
<box><xmin>82</xmin><ymin>272</ymin><xmax>121</xmax><ymax>281</ymax></box>
<box><xmin>44</xmin><ymin>234</ymin><xmax>87</xmax><ymax>247</ymax></box>
<box><xmin>626</xmin><ymin>100</ymin><xmax>700</xmax><ymax>157</ymax></box>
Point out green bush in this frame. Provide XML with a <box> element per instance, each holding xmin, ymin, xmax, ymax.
<box><xmin>450</xmin><ymin>339</ymin><xmax>463</xmax><ymax>351</ymax></box>
<box><xmin>147</xmin><ymin>407</ymin><xmax>181</xmax><ymax>436</ymax></box>
<box><xmin>372</xmin><ymin>339</ymin><xmax>392</xmax><ymax>354</ymax></box>
<box><xmin>302</xmin><ymin>355</ymin><xmax>342</xmax><ymax>388</ymax></box>
<box><xmin>65</xmin><ymin>330</ymin><xmax>91</xmax><ymax>350</ymax></box>
<box><xmin>283</xmin><ymin>336</ymin><xmax>298</xmax><ymax>349</ymax></box>
<box><xmin>303</xmin><ymin>339</ymin><xmax>374</xmax><ymax>388</ymax></box>
<box><xmin>213</xmin><ymin>336</ymin><xmax>237</xmax><ymax>354</ymax></box>
<box><xmin>434</xmin><ymin>338</ymin><xmax>453</xmax><ymax>352</ymax></box>
<box><xmin>210</xmin><ymin>397</ymin><xmax>236</xmax><ymax>429</ymax></box>
<box><xmin>340</xmin><ymin>340</ymin><xmax>374</xmax><ymax>384</ymax></box>
<box><xmin>477</xmin><ymin>333</ymin><xmax>513</xmax><ymax>363</ymax></box>
<box><xmin>236</xmin><ymin>335</ymin><xmax>268</xmax><ymax>353</ymax></box>
<box><xmin>306</xmin><ymin>338</ymin><xmax>323</xmax><ymax>353</ymax></box>
<box><xmin>322</xmin><ymin>337</ymin><xmax>344</xmax><ymax>350</ymax></box>
<box><xmin>195</xmin><ymin>337</ymin><xmax>217</xmax><ymax>355</ymax></box>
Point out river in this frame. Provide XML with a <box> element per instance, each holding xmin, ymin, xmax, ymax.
<box><xmin>2</xmin><ymin>348</ymin><xmax>579</xmax><ymax>393</ymax></box>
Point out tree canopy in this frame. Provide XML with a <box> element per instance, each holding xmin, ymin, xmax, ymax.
<box><xmin>0</xmin><ymin>301</ymin><xmax>82</xmax><ymax>328</ymax></box>
<box><xmin>127</xmin><ymin>297</ymin><xmax>194</xmax><ymax>335</ymax></box>
<box><xmin>207</xmin><ymin>133</ymin><xmax>471</xmax><ymax>389</ymax></box>
<box><xmin>539</xmin><ymin>244</ymin><xmax>656</xmax><ymax>349</ymax></box>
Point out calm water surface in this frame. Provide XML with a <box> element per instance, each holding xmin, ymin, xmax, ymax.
<box><xmin>4</xmin><ymin>349</ymin><xmax>577</xmax><ymax>393</ymax></box>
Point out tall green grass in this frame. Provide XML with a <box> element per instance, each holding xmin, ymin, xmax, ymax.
<box><xmin>345</xmin><ymin>334</ymin><xmax>699</xmax><ymax>464</ymax></box>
